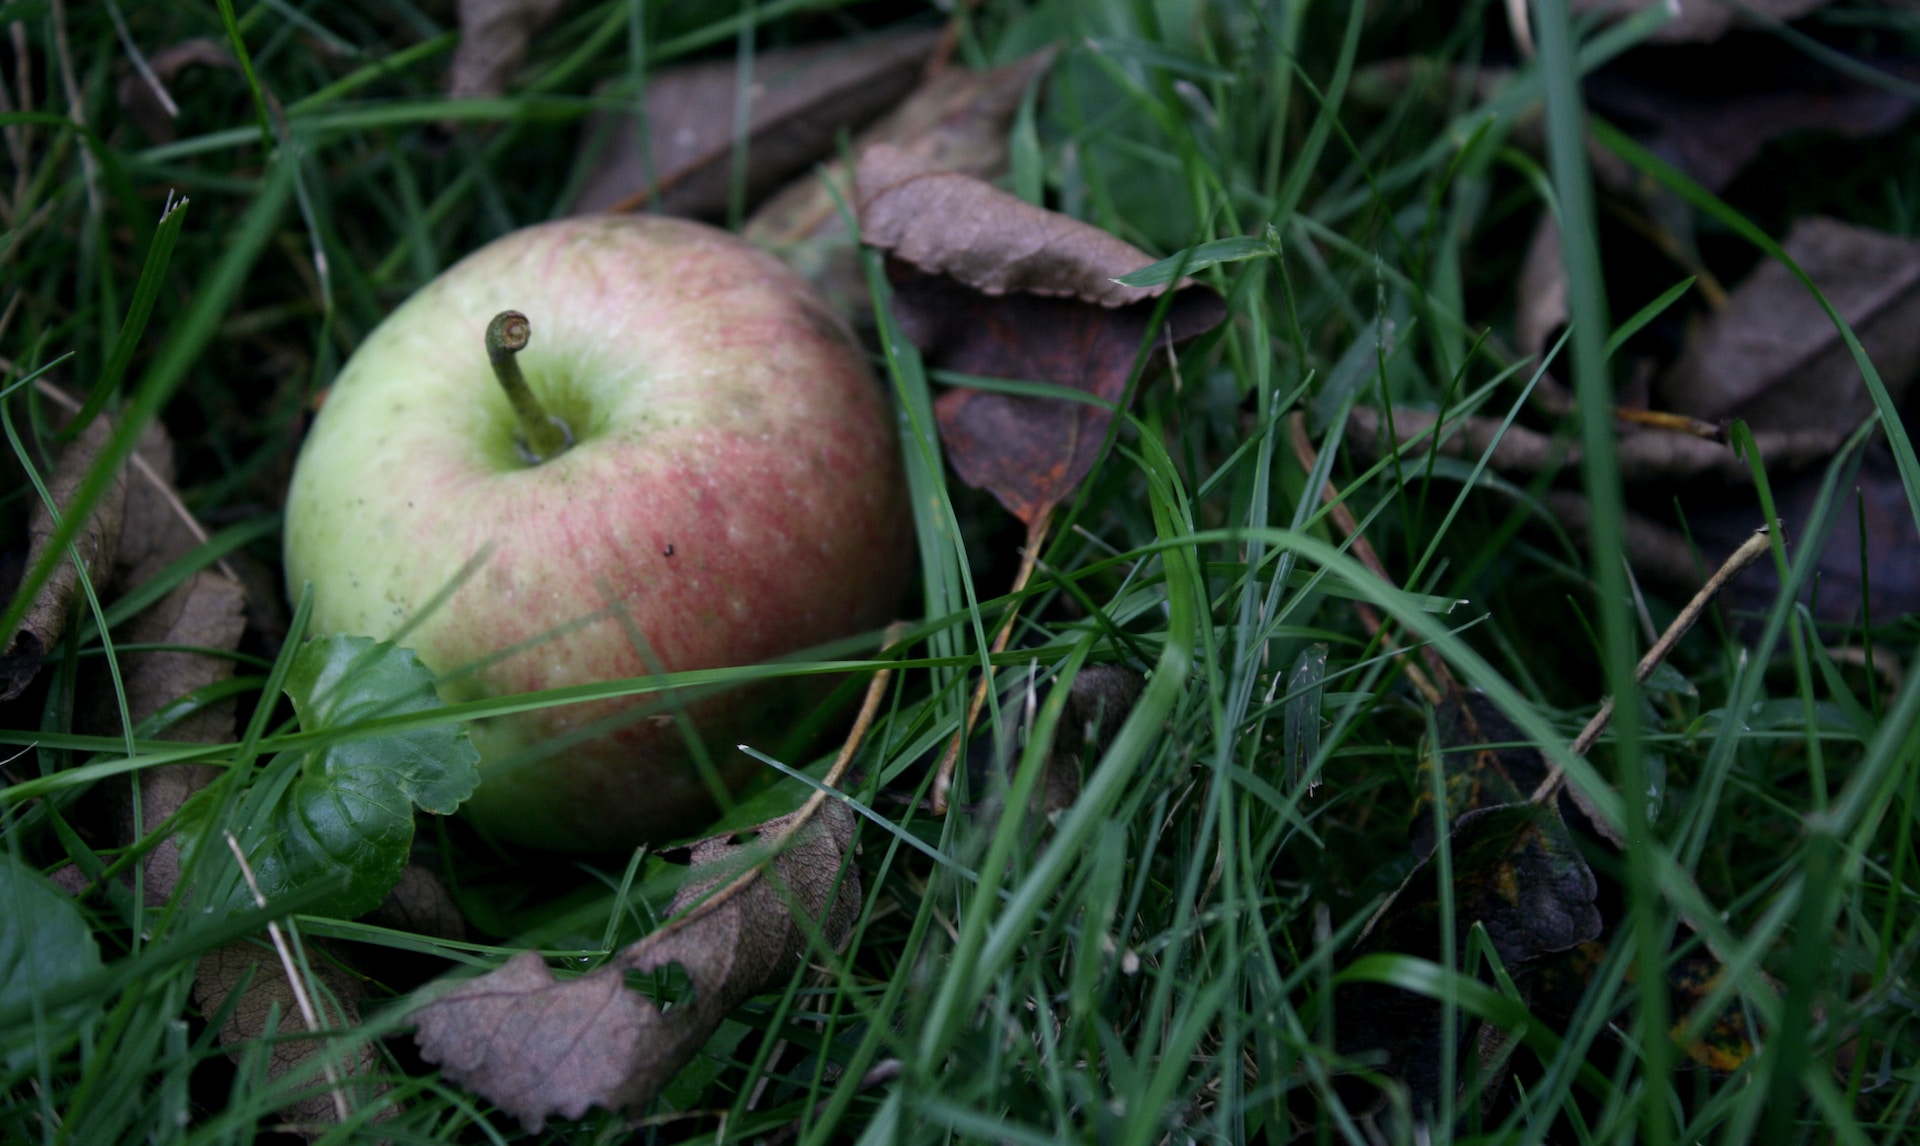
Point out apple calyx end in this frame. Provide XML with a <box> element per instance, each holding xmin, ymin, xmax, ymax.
<box><xmin>486</xmin><ymin>309</ymin><xmax>572</xmax><ymax>464</ymax></box>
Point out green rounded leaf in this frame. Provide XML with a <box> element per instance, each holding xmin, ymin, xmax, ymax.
<box><xmin>236</xmin><ymin>634</ymin><xmax>480</xmax><ymax>919</ymax></box>
<box><xmin>1</xmin><ymin>854</ymin><xmax>103</xmax><ymax>1067</ymax></box>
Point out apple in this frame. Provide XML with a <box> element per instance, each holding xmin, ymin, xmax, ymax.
<box><xmin>283</xmin><ymin>215</ymin><xmax>912</xmax><ymax>852</ymax></box>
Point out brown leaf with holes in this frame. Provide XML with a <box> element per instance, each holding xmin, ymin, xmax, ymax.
<box><xmin>448</xmin><ymin>0</ymin><xmax>570</xmax><ymax>101</ymax></box>
<box><xmin>1</xmin><ymin>408</ymin><xmax>124</xmax><ymax>702</ymax></box>
<box><xmin>413</xmin><ymin>800</ymin><xmax>860</xmax><ymax>1130</ymax></box>
<box><xmin>856</xmin><ymin>145</ymin><xmax>1225</xmax><ymax>524</ymax></box>
<box><xmin>570</xmin><ymin>29</ymin><xmax>940</xmax><ymax>217</ymax></box>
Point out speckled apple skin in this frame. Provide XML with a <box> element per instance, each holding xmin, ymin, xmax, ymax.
<box><xmin>283</xmin><ymin>215</ymin><xmax>911</xmax><ymax>851</ymax></box>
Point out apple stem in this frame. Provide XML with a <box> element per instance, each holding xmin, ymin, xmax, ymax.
<box><xmin>486</xmin><ymin>310</ymin><xmax>572</xmax><ymax>463</ymax></box>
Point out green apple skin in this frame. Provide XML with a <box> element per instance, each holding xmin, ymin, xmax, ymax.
<box><xmin>283</xmin><ymin>215</ymin><xmax>911</xmax><ymax>852</ymax></box>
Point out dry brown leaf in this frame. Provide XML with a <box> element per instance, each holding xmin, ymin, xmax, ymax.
<box><xmin>364</xmin><ymin>864</ymin><xmax>469</xmax><ymax>943</ymax></box>
<box><xmin>1660</xmin><ymin>217</ymin><xmax>1920</xmax><ymax>434</ymax></box>
<box><xmin>192</xmin><ymin>941</ymin><xmax>381</xmax><ymax>1130</ymax></box>
<box><xmin>860</xmin><ymin>143</ymin><xmax>1180</xmax><ymax>309</ymax></box>
<box><xmin>570</xmin><ymin>29</ymin><xmax>940</xmax><ymax>217</ymax></box>
<box><xmin>413</xmin><ymin>799</ymin><xmax>860</xmax><ymax>1130</ymax></box>
<box><xmin>1</xmin><ymin>408</ymin><xmax>124</xmax><ymax>701</ymax></box>
<box><xmin>746</xmin><ymin>47</ymin><xmax>1057</xmax><ymax>248</ymax></box>
<box><xmin>448</xmin><ymin>0</ymin><xmax>570</xmax><ymax>102</ymax></box>
<box><xmin>1573</xmin><ymin>0</ymin><xmax>1830</xmax><ymax>43</ymax></box>
<box><xmin>1586</xmin><ymin>53</ymin><xmax>1918</xmax><ymax>195</ymax></box>
<box><xmin>856</xmin><ymin>145</ymin><xmax>1225</xmax><ymax>526</ymax></box>
<box><xmin>743</xmin><ymin>46</ymin><xmax>1056</xmax><ymax>316</ymax></box>
<box><xmin>1039</xmin><ymin>665</ymin><xmax>1145</xmax><ymax>816</ymax></box>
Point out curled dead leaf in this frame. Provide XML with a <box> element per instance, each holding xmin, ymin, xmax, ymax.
<box><xmin>856</xmin><ymin>145</ymin><xmax>1226</xmax><ymax>525</ymax></box>
<box><xmin>413</xmin><ymin>800</ymin><xmax>860</xmax><ymax>1130</ymax></box>
<box><xmin>744</xmin><ymin>47</ymin><xmax>1057</xmax><ymax>315</ymax></box>
<box><xmin>1</xmin><ymin>409</ymin><xmax>124</xmax><ymax>702</ymax></box>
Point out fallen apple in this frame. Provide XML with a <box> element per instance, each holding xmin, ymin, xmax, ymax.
<box><xmin>283</xmin><ymin>215</ymin><xmax>912</xmax><ymax>851</ymax></box>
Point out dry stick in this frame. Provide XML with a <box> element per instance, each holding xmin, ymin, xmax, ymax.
<box><xmin>1286</xmin><ymin>412</ymin><xmax>1448</xmax><ymax>706</ymax></box>
<box><xmin>222</xmin><ymin>832</ymin><xmax>353</xmax><ymax>1124</ymax></box>
<box><xmin>627</xmin><ymin>625</ymin><xmax>905</xmax><ymax>952</ymax></box>
<box><xmin>1530</xmin><ymin>525</ymin><xmax>1777</xmax><ymax>812</ymax></box>
<box><xmin>930</xmin><ymin>509</ymin><xmax>1052</xmax><ymax>815</ymax></box>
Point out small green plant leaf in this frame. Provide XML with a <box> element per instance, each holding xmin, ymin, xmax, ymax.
<box><xmin>225</xmin><ymin>634</ymin><xmax>479</xmax><ymax>919</ymax></box>
<box><xmin>1</xmin><ymin>854</ymin><xmax>104</xmax><ymax>1067</ymax></box>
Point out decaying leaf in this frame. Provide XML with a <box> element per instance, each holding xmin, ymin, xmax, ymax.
<box><xmin>1338</xmin><ymin>802</ymin><xmax>1603</xmax><ymax>1112</ymax></box>
<box><xmin>0</xmin><ymin>409</ymin><xmax>125</xmax><ymax>702</ymax></box>
<box><xmin>448</xmin><ymin>0</ymin><xmax>570</xmax><ymax>102</ymax></box>
<box><xmin>1660</xmin><ymin>217</ymin><xmax>1920</xmax><ymax>435</ymax></box>
<box><xmin>857</xmin><ymin>145</ymin><xmax>1226</xmax><ymax>524</ymax></box>
<box><xmin>1586</xmin><ymin>50</ymin><xmax>1918</xmax><ymax>195</ymax></box>
<box><xmin>744</xmin><ymin>47</ymin><xmax>1057</xmax><ymax>315</ymax></box>
<box><xmin>570</xmin><ymin>29</ymin><xmax>940</xmax><ymax>217</ymax></box>
<box><xmin>1336</xmin><ymin>695</ymin><xmax>1602</xmax><ymax>1112</ymax></box>
<box><xmin>1038</xmin><ymin>664</ymin><xmax>1145</xmax><ymax>816</ymax></box>
<box><xmin>413</xmin><ymin>799</ymin><xmax>861</xmax><ymax>1130</ymax></box>
<box><xmin>190</xmin><ymin>941</ymin><xmax>382</xmax><ymax>1129</ymax></box>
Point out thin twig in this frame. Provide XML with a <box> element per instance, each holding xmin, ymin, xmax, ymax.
<box><xmin>1530</xmin><ymin>525</ymin><xmax>1778</xmax><ymax>806</ymax></box>
<box><xmin>1286</xmin><ymin>411</ymin><xmax>1448</xmax><ymax>705</ymax></box>
<box><xmin>630</xmin><ymin>625</ymin><xmax>905</xmax><ymax>950</ymax></box>
<box><xmin>223</xmin><ymin>832</ymin><xmax>352</xmax><ymax>1123</ymax></box>
<box><xmin>931</xmin><ymin>510</ymin><xmax>1051</xmax><ymax>815</ymax></box>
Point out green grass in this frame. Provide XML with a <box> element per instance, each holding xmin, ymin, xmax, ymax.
<box><xmin>5</xmin><ymin>0</ymin><xmax>1920</xmax><ymax>1142</ymax></box>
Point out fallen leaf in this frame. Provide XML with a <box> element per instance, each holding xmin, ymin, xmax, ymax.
<box><xmin>1660</xmin><ymin>217</ymin><xmax>1920</xmax><ymax>436</ymax></box>
<box><xmin>190</xmin><ymin>941</ymin><xmax>382</xmax><ymax>1129</ymax></box>
<box><xmin>413</xmin><ymin>799</ymin><xmax>860</xmax><ymax>1130</ymax></box>
<box><xmin>570</xmin><ymin>29</ymin><xmax>940</xmax><ymax>217</ymax></box>
<box><xmin>746</xmin><ymin>48</ymin><xmax>1056</xmax><ymax>249</ymax></box>
<box><xmin>364</xmin><ymin>864</ymin><xmax>469</xmax><ymax>943</ymax></box>
<box><xmin>1039</xmin><ymin>664</ymin><xmax>1145</xmax><ymax>816</ymax></box>
<box><xmin>448</xmin><ymin>0</ymin><xmax>570</xmax><ymax>102</ymax></box>
<box><xmin>1586</xmin><ymin>47</ymin><xmax>1919</xmax><ymax>195</ymax></box>
<box><xmin>1336</xmin><ymin>695</ymin><xmax>1603</xmax><ymax>1113</ymax></box>
<box><xmin>0</xmin><ymin>408</ymin><xmax>125</xmax><ymax>702</ymax></box>
<box><xmin>856</xmin><ymin>145</ymin><xmax>1226</xmax><ymax>525</ymax></box>
<box><xmin>0</xmin><ymin>854</ymin><xmax>104</xmax><ymax>1070</ymax></box>
<box><xmin>744</xmin><ymin>47</ymin><xmax>1057</xmax><ymax>317</ymax></box>
<box><xmin>1337</xmin><ymin>802</ymin><xmax>1603</xmax><ymax>1113</ymax></box>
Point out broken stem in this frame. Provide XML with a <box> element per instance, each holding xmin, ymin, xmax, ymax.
<box><xmin>1532</xmin><ymin>524</ymin><xmax>1779</xmax><ymax>806</ymax></box>
<box><xmin>486</xmin><ymin>310</ymin><xmax>570</xmax><ymax>463</ymax></box>
<box><xmin>930</xmin><ymin>510</ymin><xmax>1052</xmax><ymax>815</ymax></box>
